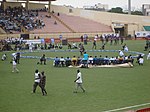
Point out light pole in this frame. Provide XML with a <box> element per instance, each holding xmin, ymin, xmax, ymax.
<box><xmin>128</xmin><ymin>0</ymin><xmax>131</xmax><ymax>15</ymax></box>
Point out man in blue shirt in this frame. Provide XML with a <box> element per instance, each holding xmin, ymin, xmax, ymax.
<box><xmin>82</xmin><ymin>52</ymin><xmax>89</xmax><ymax>68</ymax></box>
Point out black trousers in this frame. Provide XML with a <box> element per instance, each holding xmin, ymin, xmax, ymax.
<box><xmin>33</xmin><ymin>82</ymin><xmax>39</xmax><ymax>93</ymax></box>
<box><xmin>39</xmin><ymin>84</ymin><xmax>47</xmax><ymax>95</ymax></box>
<box><xmin>33</xmin><ymin>82</ymin><xmax>47</xmax><ymax>95</ymax></box>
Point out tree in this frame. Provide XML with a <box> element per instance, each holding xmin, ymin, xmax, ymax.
<box><xmin>108</xmin><ymin>7</ymin><xmax>123</xmax><ymax>13</ymax></box>
<box><xmin>131</xmin><ymin>11</ymin><xmax>143</xmax><ymax>15</ymax></box>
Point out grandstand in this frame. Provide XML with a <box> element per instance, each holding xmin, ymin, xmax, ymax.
<box><xmin>0</xmin><ymin>0</ymin><xmax>150</xmax><ymax>39</ymax></box>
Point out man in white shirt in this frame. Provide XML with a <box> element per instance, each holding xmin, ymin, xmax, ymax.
<box><xmin>12</xmin><ymin>59</ymin><xmax>19</xmax><ymax>73</ymax></box>
<box><xmin>32</xmin><ymin>69</ymin><xmax>41</xmax><ymax>93</ymax></box>
<box><xmin>119</xmin><ymin>50</ymin><xmax>124</xmax><ymax>57</ymax></box>
<box><xmin>74</xmin><ymin>69</ymin><xmax>85</xmax><ymax>93</ymax></box>
<box><xmin>124</xmin><ymin>46</ymin><xmax>128</xmax><ymax>52</ymax></box>
<box><xmin>139</xmin><ymin>57</ymin><xmax>144</xmax><ymax>65</ymax></box>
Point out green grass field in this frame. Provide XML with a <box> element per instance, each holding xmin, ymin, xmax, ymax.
<box><xmin>0</xmin><ymin>40</ymin><xmax>150</xmax><ymax>112</ymax></box>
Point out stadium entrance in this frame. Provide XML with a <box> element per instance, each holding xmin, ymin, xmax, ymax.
<box><xmin>113</xmin><ymin>22</ymin><xmax>128</xmax><ymax>37</ymax></box>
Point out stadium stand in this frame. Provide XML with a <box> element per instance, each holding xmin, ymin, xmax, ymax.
<box><xmin>30</xmin><ymin>12</ymin><xmax>71</xmax><ymax>33</ymax></box>
<box><xmin>52</xmin><ymin>13</ymin><xmax>113</xmax><ymax>33</ymax></box>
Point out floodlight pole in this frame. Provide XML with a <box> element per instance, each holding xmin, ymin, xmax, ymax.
<box><xmin>26</xmin><ymin>0</ymin><xmax>29</xmax><ymax>10</ymax></box>
<box><xmin>128</xmin><ymin>0</ymin><xmax>131</xmax><ymax>15</ymax></box>
<box><xmin>48</xmin><ymin>0</ymin><xmax>51</xmax><ymax>13</ymax></box>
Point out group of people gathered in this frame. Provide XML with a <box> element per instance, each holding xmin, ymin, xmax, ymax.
<box><xmin>32</xmin><ymin>70</ymin><xmax>47</xmax><ymax>96</ymax></box>
<box><xmin>53</xmin><ymin>51</ymin><xmax>135</xmax><ymax>68</ymax></box>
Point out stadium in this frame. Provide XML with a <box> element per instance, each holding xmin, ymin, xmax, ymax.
<box><xmin>0</xmin><ymin>0</ymin><xmax>150</xmax><ymax>112</ymax></box>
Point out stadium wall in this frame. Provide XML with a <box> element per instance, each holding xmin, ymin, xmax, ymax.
<box><xmin>51</xmin><ymin>5</ymin><xmax>150</xmax><ymax>36</ymax></box>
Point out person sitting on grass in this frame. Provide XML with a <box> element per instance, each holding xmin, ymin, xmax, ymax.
<box><xmin>88</xmin><ymin>56</ymin><xmax>93</xmax><ymax>65</ymax></box>
<box><xmin>100</xmin><ymin>43</ymin><xmax>105</xmax><ymax>50</ymax></box>
<box><xmin>68</xmin><ymin>43</ymin><xmax>72</xmax><ymax>49</ymax></box>
<box><xmin>60</xmin><ymin>57</ymin><xmax>65</xmax><ymax>67</ymax></box>
<box><xmin>65</xmin><ymin>57</ymin><xmax>72</xmax><ymax>67</ymax></box>
<box><xmin>72</xmin><ymin>42</ymin><xmax>78</xmax><ymax>49</ymax></box>
<box><xmin>1</xmin><ymin>54</ymin><xmax>7</xmax><ymax>61</ymax></box>
<box><xmin>138</xmin><ymin>57</ymin><xmax>144</xmax><ymax>65</ymax></box>
<box><xmin>40</xmin><ymin>54</ymin><xmax>46</xmax><ymax>65</ymax></box>
<box><xmin>72</xmin><ymin>56</ymin><xmax>77</xmax><ymax>66</ymax></box>
<box><xmin>53</xmin><ymin>57</ymin><xmax>60</xmax><ymax>67</ymax></box>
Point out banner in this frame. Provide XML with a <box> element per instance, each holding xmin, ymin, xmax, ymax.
<box><xmin>135</xmin><ymin>31</ymin><xmax>150</xmax><ymax>38</ymax></box>
<box><xmin>23</xmin><ymin>39</ymin><xmax>42</xmax><ymax>44</ymax></box>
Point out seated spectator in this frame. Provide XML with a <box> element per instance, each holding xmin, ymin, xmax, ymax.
<box><xmin>53</xmin><ymin>57</ymin><xmax>60</xmax><ymax>67</ymax></box>
<box><xmin>98</xmin><ymin>55</ymin><xmax>104</xmax><ymax>65</ymax></box>
<box><xmin>93</xmin><ymin>56</ymin><xmax>98</xmax><ymax>66</ymax></box>
<box><xmin>119</xmin><ymin>50</ymin><xmax>124</xmax><ymax>57</ymax></box>
<box><xmin>68</xmin><ymin>43</ymin><xmax>72</xmax><ymax>49</ymax></box>
<box><xmin>88</xmin><ymin>56</ymin><xmax>93</xmax><ymax>65</ymax></box>
<box><xmin>123</xmin><ymin>56</ymin><xmax>128</xmax><ymax>63</ymax></box>
<box><xmin>136</xmin><ymin>54</ymin><xmax>142</xmax><ymax>63</ymax></box>
<box><xmin>100</xmin><ymin>43</ymin><xmax>105</xmax><ymax>50</ymax></box>
<box><xmin>103</xmin><ymin>56</ymin><xmax>110</xmax><ymax>65</ymax></box>
<box><xmin>60</xmin><ymin>57</ymin><xmax>65</xmax><ymax>67</ymax></box>
<box><xmin>54</xmin><ymin>21</ymin><xmax>57</xmax><ymax>25</ymax></box>
<box><xmin>71</xmin><ymin>56</ymin><xmax>77</xmax><ymax>66</ymax></box>
<box><xmin>138</xmin><ymin>57</ymin><xmax>144</xmax><ymax>65</ymax></box>
<box><xmin>65</xmin><ymin>57</ymin><xmax>71</xmax><ymax>67</ymax></box>
<box><xmin>122</xmin><ymin>43</ymin><xmax>126</xmax><ymax>50</ymax></box>
<box><xmin>124</xmin><ymin>46</ymin><xmax>128</xmax><ymax>52</ymax></box>
<box><xmin>118</xmin><ymin>56</ymin><xmax>124</xmax><ymax>64</ymax></box>
<box><xmin>1</xmin><ymin>54</ymin><xmax>7</xmax><ymax>61</ymax></box>
<box><xmin>128</xmin><ymin>55</ymin><xmax>134</xmax><ymax>64</ymax></box>
<box><xmin>77</xmin><ymin>57</ymin><xmax>82</xmax><ymax>66</ymax></box>
<box><xmin>59</xmin><ymin>44</ymin><xmax>63</xmax><ymax>49</ymax></box>
<box><xmin>109</xmin><ymin>57</ymin><xmax>116</xmax><ymax>65</ymax></box>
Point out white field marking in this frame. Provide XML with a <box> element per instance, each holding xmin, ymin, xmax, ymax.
<box><xmin>102</xmin><ymin>102</ymin><xmax>150</xmax><ymax>112</ymax></box>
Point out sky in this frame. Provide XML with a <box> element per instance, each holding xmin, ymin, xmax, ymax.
<box><xmin>52</xmin><ymin>0</ymin><xmax>150</xmax><ymax>10</ymax></box>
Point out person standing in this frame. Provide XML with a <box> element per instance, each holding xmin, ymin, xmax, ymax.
<box><xmin>92</xmin><ymin>40</ymin><xmax>96</xmax><ymax>49</ymax></box>
<box><xmin>39</xmin><ymin>71</ymin><xmax>47</xmax><ymax>96</ymax></box>
<box><xmin>32</xmin><ymin>69</ymin><xmax>41</xmax><ymax>93</ymax></box>
<box><xmin>147</xmin><ymin>51</ymin><xmax>150</xmax><ymax>60</ymax></box>
<box><xmin>12</xmin><ymin>59</ymin><xmax>19</xmax><ymax>73</ymax></box>
<box><xmin>29</xmin><ymin>43</ymin><xmax>33</xmax><ymax>52</ymax></box>
<box><xmin>74</xmin><ymin>69</ymin><xmax>85</xmax><ymax>93</ymax></box>
<box><xmin>82</xmin><ymin>52</ymin><xmax>89</xmax><ymax>68</ymax></box>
